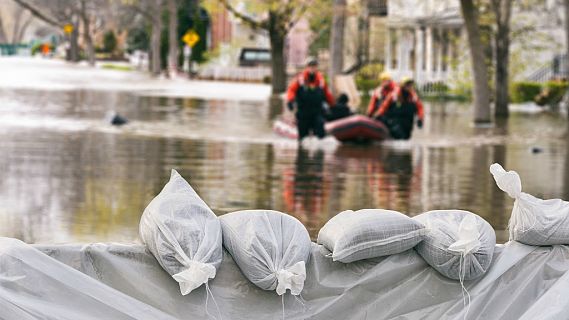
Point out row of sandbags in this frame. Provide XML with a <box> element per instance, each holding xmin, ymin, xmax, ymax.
<box><xmin>138</xmin><ymin>163</ymin><xmax>569</xmax><ymax>298</ymax></box>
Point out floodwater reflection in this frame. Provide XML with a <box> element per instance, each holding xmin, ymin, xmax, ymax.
<box><xmin>0</xmin><ymin>89</ymin><xmax>567</xmax><ymax>244</ymax></box>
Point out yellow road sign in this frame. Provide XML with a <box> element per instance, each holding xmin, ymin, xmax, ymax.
<box><xmin>182</xmin><ymin>30</ymin><xmax>200</xmax><ymax>47</ymax></box>
<box><xmin>63</xmin><ymin>24</ymin><xmax>74</xmax><ymax>34</ymax></box>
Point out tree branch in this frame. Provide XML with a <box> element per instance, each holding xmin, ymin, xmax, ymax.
<box><xmin>12</xmin><ymin>0</ymin><xmax>64</xmax><ymax>28</ymax></box>
<box><xmin>126</xmin><ymin>3</ymin><xmax>154</xmax><ymax>22</ymax></box>
<box><xmin>219</xmin><ymin>0</ymin><xmax>267</xmax><ymax>30</ymax></box>
<box><xmin>286</xmin><ymin>1</ymin><xmax>309</xmax><ymax>32</ymax></box>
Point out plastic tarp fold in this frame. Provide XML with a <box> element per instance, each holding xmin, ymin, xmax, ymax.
<box><xmin>2</xmin><ymin>237</ymin><xmax>569</xmax><ymax>319</ymax></box>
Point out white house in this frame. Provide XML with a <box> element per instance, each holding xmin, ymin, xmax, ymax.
<box><xmin>348</xmin><ymin>0</ymin><xmax>567</xmax><ymax>86</ymax></box>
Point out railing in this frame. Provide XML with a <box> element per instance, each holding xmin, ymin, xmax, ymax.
<box><xmin>198</xmin><ymin>66</ymin><xmax>271</xmax><ymax>82</ymax></box>
<box><xmin>417</xmin><ymin>81</ymin><xmax>450</xmax><ymax>96</ymax></box>
<box><xmin>527</xmin><ymin>54</ymin><xmax>568</xmax><ymax>83</ymax></box>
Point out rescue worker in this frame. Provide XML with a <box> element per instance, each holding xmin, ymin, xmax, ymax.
<box><xmin>372</xmin><ymin>77</ymin><xmax>424</xmax><ymax>140</ymax></box>
<box><xmin>286</xmin><ymin>57</ymin><xmax>335</xmax><ymax>142</ymax></box>
<box><xmin>367</xmin><ymin>72</ymin><xmax>397</xmax><ymax>117</ymax></box>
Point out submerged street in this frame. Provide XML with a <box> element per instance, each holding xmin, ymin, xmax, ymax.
<box><xmin>0</xmin><ymin>58</ymin><xmax>567</xmax><ymax>243</ymax></box>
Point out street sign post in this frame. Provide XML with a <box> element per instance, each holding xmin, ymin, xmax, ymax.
<box><xmin>182</xmin><ymin>30</ymin><xmax>199</xmax><ymax>77</ymax></box>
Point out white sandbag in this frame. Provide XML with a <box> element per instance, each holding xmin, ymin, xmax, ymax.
<box><xmin>490</xmin><ymin>163</ymin><xmax>569</xmax><ymax>245</ymax></box>
<box><xmin>414</xmin><ymin>210</ymin><xmax>496</xmax><ymax>280</ymax></box>
<box><xmin>139</xmin><ymin>169</ymin><xmax>222</xmax><ymax>295</ymax></box>
<box><xmin>220</xmin><ymin>209</ymin><xmax>311</xmax><ymax>295</ymax></box>
<box><xmin>317</xmin><ymin>209</ymin><xmax>428</xmax><ymax>263</ymax></box>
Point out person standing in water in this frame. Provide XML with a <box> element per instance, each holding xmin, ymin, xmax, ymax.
<box><xmin>286</xmin><ymin>57</ymin><xmax>335</xmax><ymax>142</ymax></box>
<box><xmin>372</xmin><ymin>77</ymin><xmax>424</xmax><ymax>140</ymax></box>
<box><xmin>367</xmin><ymin>72</ymin><xmax>397</xmax><ymax>118</ymax></box>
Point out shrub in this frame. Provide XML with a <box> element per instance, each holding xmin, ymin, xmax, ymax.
<box><xmin>103</xmin><ymin>31</ymin><xmax>118</xmax><ymax>54</ymax></box>
<box><xmin>510</xmin><ymin>81</ymin><xmax>542</xmax><ymax>103</ymax></box>
<box><xmin>31</xmin><ymin>43</ymin><xmax>54</xmax><ymax>56</ymax></box>
<box><xmin>355</xmin><ymin>63</ymin><xmax>383</xmax><ymax>94</ymax></box>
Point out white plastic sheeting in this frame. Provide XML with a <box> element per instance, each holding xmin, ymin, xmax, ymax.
<box><xmin>0</xmin><ymin>237</ymin><xmax>562</xmax><ymax>319</ymax></box>
<box><xmin>0</xmin><ymin>238</ymin><xmax>176</xmax><ymax>320</ymax></box>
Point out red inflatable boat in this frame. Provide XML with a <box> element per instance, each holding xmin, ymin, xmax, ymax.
<box><xmin>273</xmin><ymin>115</ymin><xmax>390</xmax><ymax>142</ymax></box>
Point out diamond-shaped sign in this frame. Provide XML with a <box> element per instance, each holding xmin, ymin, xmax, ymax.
<box><xmin>182</xmin><ymin>30</ymin><xmax>200</xmax><ymax>48</ymax></box>
<box><xmin>63</xmin><ymin>24</ymin><xmax>74</xmax><ymax>34</ymax></box>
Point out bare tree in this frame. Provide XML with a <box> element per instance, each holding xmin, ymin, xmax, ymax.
<box><xmin>168</xmin><ymin>0</ymin><xmax>178</xmax><ymax>76</ymax></box>
<box><xmin>167</xmin><ymin>0</ymin><xmax>178</xmax><ymax>74</ymax></box>
<box><xmin>12</xmin><ymin>0</ymin><xmax>80</xmax><ymax>62</ymax></box>
<box><xmin>150</xmin><ymin>0</ymin><xmax>163</xmax><ymax>75</ymax></box>
<box><xmin>0</xmin><ymin>14</ymin><xmax>8</xmax><ymax>43</ymax></box>
<box><xmin>220</xmin><ymin>0</ymin><xmax>308</xmax><ymax>94</ymax></box>
<box><xmin>6</xmin><ymin>5</ymin><xmax>34</xmax><ymax>44</ymax></box>
<box><xmin>460</xmin><ymin>0</ymin><xmax>491</xmax><ymax>124</ymax></box>
<box><xmin>121</xmin><ymin>0</ymin><xmax>163</xmax><ymax>75</ymax></box>
<box><xmin>491</xmin><ymin>0</ymin><xmax>513</xmax><ymax>118</ymax></box>
<box><xmin>566</xmin><ymin>0</ymin><xmax>569</xmax><ymax>117</ymax></box>
<box><xmin>79</xmin><ymin>0</ymin><xmax>95</xmax><ymax>66</ymax></box>
<box><xmin>329</xmin><ymin>0</ymin><xmax>346</xmax><ymax>93</ymax></box>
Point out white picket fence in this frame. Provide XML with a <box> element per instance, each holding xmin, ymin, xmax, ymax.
<box><xmin>198</xmin><ymin>66</ymin><xmax>271</xmax><ymax>82</ymax></box>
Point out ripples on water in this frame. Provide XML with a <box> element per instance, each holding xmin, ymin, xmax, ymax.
<box><xmin>0</xmin><ymin>89</ymin><xmax>567</xmax><ymax>244</ymax></box>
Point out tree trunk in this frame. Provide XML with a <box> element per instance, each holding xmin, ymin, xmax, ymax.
<box><xmin>69</xmin><ymin>16</ymin><xmax>79</xmax><ymax>62</ymax></box>
<box><xmin>460</xmin><ymin>0</ymin><xmax>491</xmax><ymax>124</ymax></box>
<box><xmin>268</xmin><ymin>12</ymin><xmax>287</xmax><ymax>94</ymax></box>
<box><xmin>0</xmin><ymin>14</ymin><xmax>7</xmax><ymax>43</ymax></box>
<box><xmin>15</xmin><ymin>16</ymin><xmax>33</xmax><ymax>44</ymax></box>
<box><xmin>11</xmin><ymin>7</ymin><xmax>24</xmax><ymax>44</ymax></box>
<box><xmin>492</xmin><ymin>0</ymin><xmax>512</xmax><ymax>118</ymax></box>
<box><xmin>167</xmin><ymin>0</ymin><xmax>178</xmax><ymax>76</ymax></box>
<box><xmin>80</xmin><ymin>0</ymin><xmax>95</xmax><ymax>66</ymax></box>
<box><xmin>565</xmin><ymin>0</ymin><xmax>569</xmax><ymax>117</ymax></box>
<box><xmin>329</xmin><ymin>0</ymin><xmax>346</xmax><ymax>94</ymax></box>
<box><xmin>151</xmin><ymin>0</ymin><xmax>163</xmax><ymax>76</ymax></box>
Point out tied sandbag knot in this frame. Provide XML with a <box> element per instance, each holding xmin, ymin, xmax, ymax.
<box><xmin>173</xmin><ymin>260</ymin><xmax>217</xmax><ymax>295</ymax></box>
<box><xmin>490</xmin><ymin>163</ymin><xmax>522</xmax><ymax>199</ymax></box>
<box><xmin>448</xmin><ymin>215</ymin><xmax>481</xmax><ymax>256</ymax></box>
<box><xmin>275</xmin><ymin>261</ymin><xmax>306</xmax><ymax>296</ymax></box>
<box><xmin>490</xmin><ymin>163</ymin><xmax>538</xmax><ymax>238</ymax></box>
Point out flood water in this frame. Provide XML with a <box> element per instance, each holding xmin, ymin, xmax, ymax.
<box><xmin>0</xmin><ymin>88</ymin><xmax>568</xmax><ymax>244</ymax></box>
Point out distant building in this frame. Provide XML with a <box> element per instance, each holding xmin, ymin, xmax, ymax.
<box><xmin>345</xmin><ymin>0</ymin><xmax>566</xmax><ymax>86</ymax></box>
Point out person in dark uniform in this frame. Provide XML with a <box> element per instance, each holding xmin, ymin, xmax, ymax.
<box><xmin>286</xmin><ymin>57</ymin><xmax>335</xmax><ymax>142</ymax></box>
<box><xmin>372</xmin><ymin>77</ymin><xmax>425</xmax><ymax>140</ymax></box>
<box><xmin>367</xmin><ymin>72</ymin><xmax>397</xmax><ymax>117</ymax></box>
<box><xmin>326</xmin><ymin>93</ymin><xmax>353</xmax><ymax>121</ymax></box>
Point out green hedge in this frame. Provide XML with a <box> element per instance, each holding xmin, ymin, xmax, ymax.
<box><xmin>510</xmin><ymin>81</ymin><xmax>542</xmax><ymax>103</ymax></box>
<box><xmin>356</xmin><ymin>79</ymin><xmax>380</xmax><ymax>93</ymax></box>
<box><xmin>355</xmin><ymin>63</ymin><xmax>383</xmax><ymax>94</ymax></box>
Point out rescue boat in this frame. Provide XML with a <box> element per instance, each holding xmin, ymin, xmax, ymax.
<box><xmin>273</xmin><ymin>115</ymin><xmax>390</xmax><ymax>142</ymax></box>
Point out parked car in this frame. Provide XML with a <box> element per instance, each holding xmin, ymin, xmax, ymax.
<box><xmin>238</xmin><ymin>48</ymin><xmax>271</xmax><ymax>67</ymax></box>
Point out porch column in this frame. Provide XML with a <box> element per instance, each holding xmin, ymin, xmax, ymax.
<box><xmin>436</xmin><ymin>28</ymin><xmax>444</xmax><ymax>79</ymax></box>
<box><xmin>396</xmin><ymin>28</ymin><xmax>403</xmax><ymax>72</ymax></box>
<box><xmin>425</xmin><ymin>26</ymin><xmax>433</xmax><ymax>78</ymax></box>
<box><xmin>415</xmin><ymin>27</ymin><xmax>424</xmax><ymax>82</ymax></box>
<box><xmin>385</xmin><ymin>28</ymin><xmax>392</xmax><ymax>70</ymax></box>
